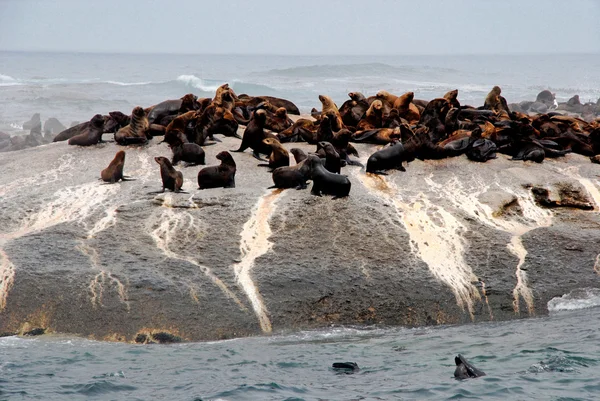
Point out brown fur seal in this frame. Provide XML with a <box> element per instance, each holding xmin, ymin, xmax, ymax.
<box><xmin>356</xmin><ymin>99</ymin><xmax>383</xmax><ymax>130</ymax></box>
<box><xmin>164</xmin><ymin>110</ymin><xmax>199</xmax><ymax>147</ymax></box>
<box><xmin>261</xmin><ymin>137</ymin><xmax>290</xmax><ymax>170</ymax></box>
<box><xmin>197</xmin><ymin>151</ymin><xmax>236</xmax><ymax>189</ymax></box>
<box><xmin>115</xmin><ymin>106</ymin><xmax>150</xmax><ymax>145</ymax></box>
<box><xmin>484</xmin><ymin>86</ymin><xmax>509</xmax><ymax>113</ymax></box>
<box><xmin>443</xmin><ymin>89</ymin><xmax>460</xmax><ymax>109</ymax></box>
<box><xmin>101</xmin><ymin>150</ymin><xmax>129</xmax><ymax>183</ymax></box>
<box><xmin>394</xmin><ymin>92</ymin><xmax>421</xmax><ymax>123</ymax></box>
<box><xmin>319</xmin><ymin>94</ymin><xmax>344</xmax><ymax>130</ymax></box>
<box><xmin>154</xmin><ymin>156</ymin><xmax>183</xmax><ymax>192</ymax></box>
<box><xmin>68</xmin><ymin>114</ymin><xmax>105</xmax><ymax>146</ymax></box>
<box><xmin>352</xmin><ymin>127</ymin><xmax>404</xmax><ymax>144</ymax></box>
<box><xmin>278</xmin><ymin>118</ymin><xmax>318</xmax><ymax>143</ymax></box>
<box><xmin>231</xmin><ymin>109</ymin><xmax>276</xmax><ymax>160</ymax></box>
<box><xmin>265</xmin><ymin>107</ymin><xmax>293</xmax><ymax>133</ymax></box>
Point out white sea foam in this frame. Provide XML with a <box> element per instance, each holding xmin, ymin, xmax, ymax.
<box><xmin>547</xmin><ymin>288</ymin><xmax>600</xmax><ymax>312</ymax></box>
<box><xmin>176</xmin><ymin>74</ymin><xmax>220</xmax><ymax>92</ymax></box>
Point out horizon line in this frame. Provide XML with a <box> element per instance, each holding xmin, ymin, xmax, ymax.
<box><xmin>1</xmin><ymin>49</ymin><xmax>599</xmax><ymax>57</ymax></box>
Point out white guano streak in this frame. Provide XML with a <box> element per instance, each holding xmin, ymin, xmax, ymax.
<box><xmin>232</xmin><ymin>189</ymin><xmax>284</xmax><ymax>333</ymax></box>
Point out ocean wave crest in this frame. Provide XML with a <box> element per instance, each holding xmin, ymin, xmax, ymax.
<box><xmin>175</xmin><ymin>74</ymin><xmax>221</xmax><ymax>92</ymax></box>
<box><xmin>261</xmin><ymin>63</ymin><xmax>458</xmax><ymax>78</ymax></box>
<box><xmin>547</xmin><ymin>288</ymin><xmax>600</xmax><ymax>312</ymax></box>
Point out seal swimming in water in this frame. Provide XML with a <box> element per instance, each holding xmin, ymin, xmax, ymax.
<box><xmin>306</xmin><ymin>154</ymin><xmax>351</xmax><ymax>198</ymax></box>
<box><xmin>454</xmin><ymin>354</ymin><xmax>486</xmax><ymax>380</ymax></box>
<box><xmin>100</xmin><ymin>150</ymin><xmax>130</xmax><ymax>183</ymax></box>
<box><xmin>197</xmin><ymin>151</ymin><xmax>236</xmax><ymax>189</ymax></box>
<box><xmin>154</xmin><ymin>156</ymin><xmax>184</xmax><ymax>192</ymax></box>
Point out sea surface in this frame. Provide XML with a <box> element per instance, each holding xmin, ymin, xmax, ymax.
<box><xmin>2</xmin><ymin>52</ymin><xmax>600</xmax><ymax>400</ymax></box>
<box><xmin>1</xmin><ymin>293</ymin><xmax>600</xmax><ymax>400</ymax></box>
<box><xmin>1</xmin><ymin>52</ymin><xmax>600</xmax><ymax>134</ymax></box>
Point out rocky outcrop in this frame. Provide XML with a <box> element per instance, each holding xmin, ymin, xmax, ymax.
<box><xmin>0</xmin><ymin>133</ymin><xmax>599</xmax><ymax>342</ymax></box>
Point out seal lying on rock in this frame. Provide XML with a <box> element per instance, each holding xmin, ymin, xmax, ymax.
<box><xmin>197</xmin><ymin>151</ymin><xmax>236</xmax><ymax>189</ymax></box>
<box><xmin>306</xmin><ymin>154</ymin><xmax>351</xmax><ymax>198</ymax></box>
<box><xmin>68</xmin><ymin>114</ymin><xmax>105</xmax><ymax>146</ymax></box>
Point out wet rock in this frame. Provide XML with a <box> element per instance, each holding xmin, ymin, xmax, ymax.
<box><xmin>23</xmin><ymin>328</ymin><xmax>46</xmax><ymax>336</ymax></box>
<box><xmin>43</xmin><ymin>118</ymin><xmax>67</xmax><ymax>135</ymax></box>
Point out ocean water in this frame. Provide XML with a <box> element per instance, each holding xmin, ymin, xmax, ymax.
<box><xmin>2</xmin><ymin>52</ymin><xmax>600</xmax><ymax>400</ymax></box>
<box><xmin>1</xmin><ymin>52</ymin><xmax>600</xmax><ymax>134</ymax></box>
<box><xmin>1</xmin><ymin>295</ymin><xmax>600</xmax><ymax>401</ymax></box>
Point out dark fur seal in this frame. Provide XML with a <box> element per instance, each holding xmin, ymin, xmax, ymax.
<box><xmin>366</xmin><ymin>141</ymin><xmax>417</xmax><ymax>174</ymax></box>
<box><xmin>147</xmin><ymin>93</ymin><xmax>198</xmax><ymax>124</ymax></box>
<box><xmin>269</xmin><ymin>156</ymin><xmax>311</xmax><ymax>189</ymax></box>
<box><xmin>306</xmin><ymin>154</ymin><xmax>351</xmax><ymax>198</ymax></box>
<box><xmin>454</xmin><ymin>354</ymin><xmax>486</xmax><ymax>380</ymax></box>
<box><xmin>171</xmin><ymin>132</ymin><xmax>205</xmax><ymax>166</ymax></box>
<box><xmin>68</xmin><ymin>114</ymin><xmax>105</xmax><ymax>146</ymax></box>
<box><xmin>231</xmin><ymin>109</ymin><xmax>275</xmax><ymax>160</ymax></box>
<box><xmin>154</xmin><ymin>156</ymin><xmax>183</xmax><ymax>192</ymax></box>
<box><xmin>197</xmin><ymin>151</ymin><xmax>236</xmax><ymax>189</ymax></box>
<box><xmin>290</xmin><ymin>148</ymin><xmax>308</xmax><ymax>164</ymax></box>
<box><xmin>101</xmin><ymin>150</ymin><xmax>129</xmax><ymax>183</ymax></box>
<box><xmin>317</xmin><ymin>141</ymin><xmax>341</xmax><ymax>174</ymax></box>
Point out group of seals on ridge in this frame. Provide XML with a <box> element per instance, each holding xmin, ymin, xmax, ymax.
<box><xmin>59</xmin><ymin>81</ymin><xmax>600</xmax><ymax>199</ymax></box>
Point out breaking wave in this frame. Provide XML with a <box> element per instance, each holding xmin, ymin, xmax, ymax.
<box><xmin>547</xmin><ymin>288</ymin><xmax>600</xmax><ymax>312</ymax></box>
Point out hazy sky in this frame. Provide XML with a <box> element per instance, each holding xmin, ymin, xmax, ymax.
<box><xmin>1</xmin><ymin>0</ymin><xmax>599</xmax><ymax>55</ymax></box>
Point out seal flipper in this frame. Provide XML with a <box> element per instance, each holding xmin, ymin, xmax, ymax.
<box><xmin>454</xmin><ymin>354</ymin><xmax>485</xmax><ymax>379</ymax></box>
<box><xmin>252</xmin><ymin>151</ymin><xmax>267</xmax><ymax>162</ymax></box>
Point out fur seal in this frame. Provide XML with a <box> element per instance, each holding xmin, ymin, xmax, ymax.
<box><xmin>68</xmin><ymin>114</ymin><xmax>105</xmax><ymax>146</ymax></box>
<box><xmin>454</xmin><ymin>354</ymin><xmax>485</xmax><ymax>380</ymax></box>
<box><xmin>290</xmin><ymin>148</ymin><xmax>308</xmax><ymax>163</ymax></box>
<box><xmin>101</xmin><ymin>150</ymin><xmax>129</xmax><ymax>183</ymax></box>
<box><xmin>261</xmin><ymin>137</ymin><xmax>290</xmax><ymax>170</ymax></box>
<box><xmin>197</xmin><ymin>151</ymin><xmax>236</xmax><ymax>189</ymax></box>
<box><xmin>115</xmin><ymin>106</ymin><xmax>150</xmax><ymax>145</ymax></box>
<box><xmin>147</xmin><ymin>93</ymin><xmax>199</xmax><ymax>125</ymax></box>
<box><xmin>269</xmin><ymin>156</ymin><xmax>311</xmax><ymax>190</ymax></box>
<box><xmin>232</xmin><ymin>109</ymin><xmax>275</xmax><ymax>160</ymax></box>
<box><xmin>319</xmin><ymin>94</ymin><xmax>344</xmax><ymax>130</ymax></box>
<box><xmin>171</xmin><ymin>132</ymin><xmax>206</xmax><ymax>166</ymax></box>
<box><xmin>339</xmin><ymin>92</ymin><xmax>369</xmax><ymax>128</ymax></box>
<box><xmin>357</xmin><ymin>100</ymin><xmax>383</xmax><ymax>130</ymax></box>
<box><xmin>394</xmin><ymin>91</ymin><xmax>421</xmax><ymax>123</ymax></box>
<box><xmin>317</xmin><ymin>141</ymin><xmax>341</xmax><ymax>174</ymax></box>
<box><xmin>265</xmin><ymin>107</ymin><xmax>293</xmax><ymax>133</ymax></box>
<box><xmin>484</xmin><ymin>86</ymin><xmax>509</xmax><ymax>113</ymax></box>
<box><xmin>154</xmin><ymin>156</ymin><xmax>183</xmax><ymax>192</ymax></box>
<box><xmin>443</xmin><ymin>89</ymin><xmax>460</xmax><ymax>109</ymax></box>
<box><xmin>278</xmin><ymin>118</ymin><xmax>318</xmax><ymax>143</ymax></box>
<box><xmin>306</xmin><ymin>154</ymin><xmax>351</xmax><ymax>198</ymax></box>
<box><xmin>164</xmin><ymin>110</ymin><xmax>199</xmax><ymax>147</ymax></box>
<box><xmin>366</xmin><ymin>141</ymin><xmax>417</xmax><ymax>174</ymax></box>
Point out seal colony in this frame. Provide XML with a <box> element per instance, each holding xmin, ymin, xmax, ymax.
<box><xmin>44</xmin><ymin>83</ymin><xmax>600</xmax><ymax>198</ymax></box>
